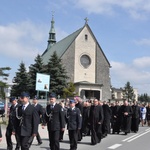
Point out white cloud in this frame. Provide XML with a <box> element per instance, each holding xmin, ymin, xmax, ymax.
<box><xmin>134</xmin><ymin>38</ymin><xmax>150</xmax><ymax>46</ymax></box>
<box><xmin>71</xmin><ymin>0</ymin><xmax>150</xmax><ymax>19</ymax></box>
<box><xmin>133</xmin><ymin>57</ymin><xmax>150</xmax><ymax>68</ymax></box>
<box><xmin>0</xmin><ymin>21</ymin><xmax>48</xmax><ymax>59</ymax></box>
<box><xmin>0</xmin><ymin>20</ymin><xmax>68</xmax><ymax>59</ymax></box>
<box><xmin>110</xmin><ymin>60</ymin><xmax>150</xmax><ymax>94</ymax></box>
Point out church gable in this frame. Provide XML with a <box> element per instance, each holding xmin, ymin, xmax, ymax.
<box><xmin>74</xmin><ymin>25</ymin><xmax>96</xmax><ymax>83</ymax></box>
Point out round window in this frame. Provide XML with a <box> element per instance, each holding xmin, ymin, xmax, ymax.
<box><xmin>80</xmin><ymin>55</ymin><xmax>91</xmax><ymax>68</ymax></box>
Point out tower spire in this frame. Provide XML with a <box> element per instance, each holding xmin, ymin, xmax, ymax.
<box><xmin>47</xmin><ymin>11</ymin><xmax>56</xmax><ymax>47</ymax></box>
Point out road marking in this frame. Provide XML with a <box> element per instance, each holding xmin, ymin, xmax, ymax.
<box><xmin>127</xmin><ymin>130</ymin><xmax>150</xmax><ymax>142</ymax></box>
<box><xmin>108</xmin><ymin>144</ymin><xmax>122</xmax><ymax>149</ymax></box>
<box><xmin>145</xmin><ymin>128</ymin><xmax>150</xmax><ymax>132</ymax></box>
<box><xmin>122</xmin><ymin>133</ymin><xmax>139</xmax><ymax>142</ymax></box>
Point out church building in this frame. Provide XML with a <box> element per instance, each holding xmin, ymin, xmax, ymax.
<box><xmin>42</xmin><ymin>16</ymin><xmax>111</xmax><ymax>101</ymax></box>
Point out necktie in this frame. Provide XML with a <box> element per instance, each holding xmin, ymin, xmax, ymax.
<box><xmin>22</xmin><ymin>105</ymin><xmax>25</xmax><ymax>111</ymax></box>
<box><xmin>51</xmin><ymin>105</ymin><xmax>54</xmax><ymax>109</ymax></box>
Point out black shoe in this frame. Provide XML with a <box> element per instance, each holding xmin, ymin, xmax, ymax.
<box><xmin>36</xmin><ymin>142</ymin><xmax>42</xmax><ymax>146</ymax></box>
<box><xmin>125</xmin><ymin>132</ymin><xmax>127</xmax><ymax>135</ymax></box>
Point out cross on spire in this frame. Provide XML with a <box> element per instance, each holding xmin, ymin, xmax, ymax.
<box><xmin>84</xmin><ymin>17</ymin><xmax>89</xmax><ymax>24</ymax></box>
<box><xmin>52</xmin><ymin>11</ymin><xmax>55</xmax><ymax>18</ymax></box>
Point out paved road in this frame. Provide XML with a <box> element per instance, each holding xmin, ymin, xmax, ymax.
<box><xmin>0</xmin><ymin>124</ymin><xmax>150</xmax><ymax>150</ymax></box>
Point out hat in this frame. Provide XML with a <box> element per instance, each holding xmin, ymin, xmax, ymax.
<box><xmin>49</xmin><ymin>93</ymin><xmax>56</xmax><ymax>98</ymax></box>
<box><xmin>70</xmin><ymin>99</ymin><xmax>75</xmax><ymax>104</ymax></box>
<box><xmin>10</xmin><ymin>97</ymin><xmax>16</xmax><ymax>102</ymax></box>
<box><xmin>20</xmin><ymin>92</ymin><xmax>30</xmax><ymax>98</ymax></box>
<box><xmin>33</xmin><ymin>95</ymin><xmax>38</xmax><ymax>100</ymax></box>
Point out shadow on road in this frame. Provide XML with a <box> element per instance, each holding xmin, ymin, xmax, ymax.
<box><xmin>40</xmin><ymin>147</ymin><xmax>68</xmax><ymax>150</ymax></box>
<box><xmin>78</xmin><ymin>141</ymin><xmax>91</xmax><ymax>145</ymax></box>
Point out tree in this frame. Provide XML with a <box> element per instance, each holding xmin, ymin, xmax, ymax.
<box><xmin>11</xmin><ymin>62</ymin><xmax>29</xmax><ymax>97</ymax></box>
<box><xmin>63</xmin><ymin>82</ymin><xmax>76</xmax><ymax>98</ymax></box>
<box><xmin>138</xmin><ymin>93</ymin><xmax>150</xmax><ymax>102</ymax></box>
<box><xmin>0</xmin><ymin>67</ymin><xmax>11</xmax><ymax>99</ymax></box>
<box><xmin>44</xmin><ymin>51</ymin><xmax>68</xmax><ymax>96</ymax></box>
<box><xmin>28</xmin><ymin>54</ymin><xmax>45</xmax><ymax>97</ymax></box>
<box><xmin>123</xmin><ymin>81</ymin><xmax>135</xmax><ymax>102</ymax></box>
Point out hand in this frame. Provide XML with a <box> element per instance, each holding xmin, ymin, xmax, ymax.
<box><xmin>61</xmin><ymin>128</ymin><xmax>65</xmax><ymax>131</ymax></box>
<box><xmin>32</xmin><ymin>134</ymin><xmax>36</xmax><ymax>137</ymax></box>
<box><xmin>0</xmin><ymin>138</ymin><xmax>2</xmax><ymax>142</ymax></box>
<box><xmin>12</xmin><ymin>132</ymin><xmax>15</xmax><ymax>135</ymax></box>
<box><xmin>98</xmin><ymin>122</ymin><xmax>101</xmax><ymax>124</ymax></box>
<box><xmin>124</xmin><ymin>112</ymin><xmax>128</xmax><ymax>115</ymax></box>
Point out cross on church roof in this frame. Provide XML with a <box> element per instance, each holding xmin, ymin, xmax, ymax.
<box><xmin>84</xmin><ymin>17</ymin><xmax>89</xmax><ymax>24</ymax></box>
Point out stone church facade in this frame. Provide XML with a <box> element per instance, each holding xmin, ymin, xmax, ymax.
<box><xmin>42</xmin><ymin>17</ymin><xmax>111</xmax><ymax>101</ymax></box>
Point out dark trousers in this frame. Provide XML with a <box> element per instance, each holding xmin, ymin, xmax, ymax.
<box><xmin>68</xmin><ymin>130</ymin><xmax>78</xmax><ymax>150</ymax></box>
<box><xmin>20</xmin><ymin>136</ymin><xmax>30</xmax><ymax>150</ymax></box>
<box><xmin>48</xmin><ymin>130</ymin><xmax>60</xmax><ymax>150</ymax></box>
<box><xmin>6</xmin><ymin>127</ymin><xmax>20</xmax><ymax>150</ymax></box>
<box><xmin>28</xmin><ymin>132</ymin><xmax>42</xmax><ymax>145</ymax></box>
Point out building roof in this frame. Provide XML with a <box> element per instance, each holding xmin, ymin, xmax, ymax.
<box><xmin>42</xmin><ymin>27</ymin><xmax>83</xmax><ymax>64</ymax></box>
<box><xmin>42</xmin><ymin>23</ymin><xmax>110</xmax><ymax>67</ymax></box>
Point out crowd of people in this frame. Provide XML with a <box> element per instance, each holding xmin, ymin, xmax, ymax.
<box><xmin>0</xmin><ymin>93</ymin><xmax>150</xmax><ymax>150</ymax></box>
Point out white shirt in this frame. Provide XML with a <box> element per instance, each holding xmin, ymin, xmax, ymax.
<box><xmin>23</xmin><ymin>102</ymin><xmax>29</xmax><ymax>110</ymax></box>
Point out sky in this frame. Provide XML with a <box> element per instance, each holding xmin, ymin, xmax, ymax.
<box><xmin>0</xmin><ymin>0</ymin><xmax>150</xmax><ymax>95</ymax></box>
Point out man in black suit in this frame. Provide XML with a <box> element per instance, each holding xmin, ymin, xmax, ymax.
<box><xmin>14</xmin><ymin>92</ymin><xmax>39</xmax><ymax>150</ymax></box>
<box><xmin>0</xmin><ymin>125</ymin><xmax>2</xmax><ymax>142</ymax></box>
<box><xmin>119</xmin><ymin>100</ymin><xmax>133</xmax><ymax>135</ymax></box>
<box><xmin>66</xmin><ymin>99</ymin><xmax>82</xmax><ymax>150</ymax></box>
<box><xmin>29</xmin><ymin>96</ymin><xmax>44</xmax><ymax>146</ymax></box>
<box><xmin>6</xmin><ymin>97</ymin><xmax>21</xmax><ymax>150</ymax></box>
<box><xmin>89</xmin><ymin>99</ymin><xmax>104</xmax><ymax>145</ymax></box>
<box><xmin>44</xmin><ymin>93</ymin><xmax>65</xmax><ymax>150</ymax></box>
<box><xmin>74</xmin><ymin>97</ymin><xmax>83</xmax><ymax>141</ymax></box>
<box><xmin>131</xmin><ymin>100</ymin><xmax>140</xmax><ymax>133</ymax></box>
<box><xmin>102</xmin><ymin>101</ymin><xmax>112</xmax><ymax>138</ymax></box>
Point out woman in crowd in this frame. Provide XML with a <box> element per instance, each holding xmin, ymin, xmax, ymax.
<box><xmin>140</xmin><ymin>104</ymin><xmax>147</xmax><ymax>126</ymax></box>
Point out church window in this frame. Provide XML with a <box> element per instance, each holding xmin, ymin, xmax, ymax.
<box><xmin>85</xmin><ymin>34</ymin><xmax>88</xmax><ymax>41</ymax></box>
<box><xmin>80</xmin><ymin>55</ymin><xmax>91</xmax><ymax>68</ymax></box>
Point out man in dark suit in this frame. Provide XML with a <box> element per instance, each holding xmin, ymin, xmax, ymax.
<box><xmin>6</xmin><ymin>97</ymin><xmax>21</xmax><ymax>150</ymax></box>
<box><xmin>0</xmin><ymin>125</ymin><xmax>2</xmax><ymax>142</ymax></box>
<box><xmin>119</xmin><ymin>100</ymin><xmax>133</xmax><ymax>135</ymax></box>
<box><xmin>66</xmin><ymin>100</ymin><xmax>82</xmax><ymax>150</ymax></box>
<box><xmin>102</xmin><ymin>101</ymin><xmax>112</xmax><ymax>138</ymax></box>
<box><xmin>44</xmin><ymin>93</ymin><xmax>65</xmax><ymax>150</ymax></box>
<box><xmin>14</xmin><ymin>92</ymin><xmax>39</xmax><ymax>150</ymax></box>
<box><xmin>74</xmin><ymin>97</ymin><xmax>83</xmax><ymax>141</ymax></box>
<box><xmin>29</xmin><ymin>96</ymin><xmax>44</xmax><ymax>146</ymax></box>
<box><xmin>131</xmin><ymin>100</ymin><xmax>140</xmax><ymax>133</ymax></box>
<box><xmin>89</xmin><ymin>99</ymin><xmax>104</xmax><ymax>145</ymax></box>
